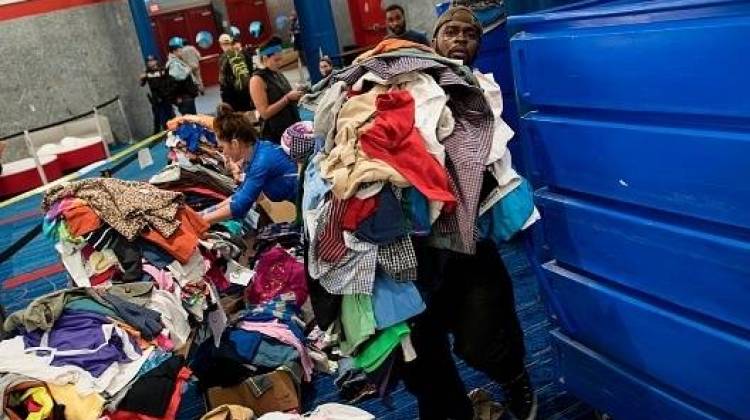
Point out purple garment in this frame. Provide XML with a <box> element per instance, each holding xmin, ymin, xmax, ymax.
<box><xmin>23</xmin><ymin>310</ymin><xmax>141</xmax><ymax>377</ymax></box>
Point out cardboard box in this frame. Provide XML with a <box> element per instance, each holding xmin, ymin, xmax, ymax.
<box><xmin>257</xmin><ymin>195</ymin><xmax>296</xmax><ymax>223</ymax></box>
<box><xmin>206</xmin><ymin>370</ymin><xmax>300</xmax><ymax>415</ymax></box>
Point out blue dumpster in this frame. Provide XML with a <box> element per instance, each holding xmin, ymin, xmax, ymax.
<box><xmin>436</xmin><ymin>0</ymin><xmax>616</xmax><ymax>168</ymax></box>
<box><xmin>509</xmin><ymin>1</ymin><xmax>750</xmax><ymax>418</ymax></box>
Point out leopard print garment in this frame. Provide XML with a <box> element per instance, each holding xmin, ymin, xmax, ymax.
<box><xmin>43</xmin><ymin>178</ymin><xmax>184</xmax><ymax>241</ymax></box>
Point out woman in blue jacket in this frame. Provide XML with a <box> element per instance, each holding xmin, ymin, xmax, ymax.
<box><xmin>169</xmin><ymin>103</ymin><xmax>298</xmax><ymax>224</ymax></box>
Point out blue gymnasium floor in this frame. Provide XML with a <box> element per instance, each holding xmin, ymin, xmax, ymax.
<box><xmin>0</xmin><ymin>142</ymin><xmax>593</xmax><ymax>419</ymax></box>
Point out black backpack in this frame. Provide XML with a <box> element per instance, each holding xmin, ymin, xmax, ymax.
<box><xmin>167</xmin><ymin>60</ymin><xmax>199</xmax><ymax>98</ymax></box>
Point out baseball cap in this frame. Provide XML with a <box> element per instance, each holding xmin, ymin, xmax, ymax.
<box><xmin>258</xmin><ymin>36</ymin><xmax>283</xmax><ymax>57</ymax></box>
<box><xmin>219</xmin><ymin>34</ymin><xmax>233</xmax><ymax>44</ymax></box>
<box><xmin>168</xmin><ymin>37</ymin><xmax>184</xmax><ymax>49</ymax></box>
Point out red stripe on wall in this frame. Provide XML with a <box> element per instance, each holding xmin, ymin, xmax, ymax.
<box><xmin>0</xmin><ymin>0</ymin><xmax>112</xmax><ymax>22</ymax></box>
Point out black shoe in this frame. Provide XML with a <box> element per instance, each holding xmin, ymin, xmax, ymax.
<box><xmin>469</xmin><ymin>388</ymin><xmax>505</xmax><ymax>420</ymax></box>
<box><xmin>503</xmin><ymin>372</ymin><xmax>538</xmax><ymax>420</ymax></box>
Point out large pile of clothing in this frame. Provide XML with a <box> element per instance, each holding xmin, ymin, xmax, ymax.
<box><xmin>295</xmin><ymin>41</ymin><xmax>539</xmax><ymax>400</ymax></box>
<box><xmin>1</xmin><ymin>178</ymin><xmax>199</xmax><ymax>419</ymax></box>
<box><xmin>0</xmin><ymin>39</ymin><xmax>538</xmax><ymax>419</ymax></box>
<box><xmin>0</xmin><ymin>176</ymin><xmax>237</xmax><ymax>419</ymax></box>
<box><xmin>0</xmin><ymin>120</ymin><xmax>372</xmax><ymax>418</ymax></box>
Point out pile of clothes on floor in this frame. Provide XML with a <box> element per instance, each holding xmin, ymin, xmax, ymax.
<box><xmin>0</xmin><ymin>138</ymin><xmax>373</xmax><ymax>418</ymax></box>
<box><xmin>154</xmin><ymin>122</ymin><xmax>235</xmax><ymax>213</ymax></box>
<box><xmin>295</xmin><ymin>39</ymin><xmax>540</xmax><ymax>401</ymax></box>
<box><xmin>0</xmin><ymin>176</ymin><xmax>232</xmax><ymax>419</ymax></box>
<box><xmin>191</xmin><ymin>223</ymin><xmax>311</xmax><ymax>413</ymax></box>
<box><xmin>40</xmin><ymin>177</ymin><xmax>217</xmax><ymax>317</ymax></box>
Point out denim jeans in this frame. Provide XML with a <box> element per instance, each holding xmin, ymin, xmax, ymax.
<box><xmin>152</xmin><ymin>101</ymin><xmax>175</xmax><ymax>134</ymax></box>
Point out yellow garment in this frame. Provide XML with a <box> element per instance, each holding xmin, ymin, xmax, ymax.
<box><xmin>19</xmin><ymin>387</ymin><xmax>54</xmax><ymax>420</ymax></box>
<box><xmin>201</xmin><ymin>404</ymin><xmax>255</xmax><ymax>420</ymax></box>
<box><xmin>86</xmin><ymin>250</ymin><xmax>120</xmax><ymax>275</ymax></box>
<box><xmin>47</xmin><ymin>383</ymin><xmax>105</xmax><ymax>420</ymax></box>
<box><xmin>319</xmin><ymin>87</ymin><xmax>409</xmax><ymax>199</ymax></box>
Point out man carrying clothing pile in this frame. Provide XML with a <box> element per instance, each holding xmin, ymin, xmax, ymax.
<box><xmin>399</xmin><ymin>6</ymin><xmax>537</xmax><ymax>420</ymax></box>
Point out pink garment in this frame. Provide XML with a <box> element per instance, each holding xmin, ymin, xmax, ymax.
<box><xmin>46</xmin><ymin>197</ymin><xmax>87</xmax><ymax>220</ymax></box>
<box><xmin>155</xmin><ymin>333</ymin><xmax>175</xmax><ymax>351</ymax></box>
<box><xmin>238</xmin><ymin>320</ymin><xmax>313</xmax><ymax>381</ymax></box>
<box><xmin>247</xmin><ymin>246</ymin><xmax>308</xmax><ymax>306</ymax></box>
<box><xmin>142</xmin><ymin>264</ymin><xmax>175</xmax><ymax>292</ymax></box>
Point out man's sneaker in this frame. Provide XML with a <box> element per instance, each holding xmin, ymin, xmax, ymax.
<box><xmin>469</xmin><ymin>388</ymin><xmax>505</xmax><ymax>420</ymax></box>
<box><xmin>502</xmin><ymin>372</ymin><xmax>538</xmax><ymax>420</ymax></box>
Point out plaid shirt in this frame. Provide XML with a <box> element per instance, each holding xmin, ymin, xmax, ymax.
<box><xmin>377</xmin><ymin>236</ymin><xmax>418</xmax><ymax>282</ymax></box>
<box><xmin>308</xmin><ymin>201</ymin><xmax>378</xmax><ymax>295</ymax></box>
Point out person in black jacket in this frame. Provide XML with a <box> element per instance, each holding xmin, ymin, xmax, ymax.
<box><xmin>140</xmin><ymin>55</ymin><xmax>175</xmax><ymax>133</ymax></box>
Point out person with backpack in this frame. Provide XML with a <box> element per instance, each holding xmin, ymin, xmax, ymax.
<box><xmin>234</xmin><ymin>39</ymin><xmax>255</xmax><ymax>69</ymax></box>
<box><xmin>179</xmin><ymin>38</ymin><xmax>204</xmax><ymax>95</ymax></box>
<box><xmin>218</xmin><ymin>34</ymin><xmax>254</xmax><ymax>112</ymax></box>
<box><xmin>166</xmin><ymin>37</ymin><xmax>199</xmax><ymax>115</ymax></box>
<box><xmin>140</xmin><ymin>55</ymin><xmax>175</xmax><ymax>133</ymax></box>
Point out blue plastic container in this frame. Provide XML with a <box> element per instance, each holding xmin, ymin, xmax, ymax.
<box><xmin>509</xmin><ymin>1</ymin><xmax>750</xmax><ymax>418</ymax></box>
<box><xmin>436</xmin><ymin>0</ymin><xmax>609</xmax><ymax>165</ymax></box>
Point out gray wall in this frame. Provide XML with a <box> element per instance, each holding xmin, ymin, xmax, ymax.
<box><xmin>0</xmin><ymin>1</ymin><xmax>152</xmax><ymax>162</ymax></box>
<box><xmin>331</xmin><ymin>0</ymin><xmax>354</xmax><ymax>48</ymax></box>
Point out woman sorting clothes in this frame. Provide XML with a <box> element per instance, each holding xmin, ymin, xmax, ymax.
<box><xmin>168</xmin><ymin>104</ymin><xmax>297</xmax><ymax>224</ymax></box>
<box><xmin>250</xmin><ymin>36</ymin><xmax>303</xmax><ymax>143</ymax></box>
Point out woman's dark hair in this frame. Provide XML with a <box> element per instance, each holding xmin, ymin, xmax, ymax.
<box><xmin>319</xmin><ymin>56</ymin><xmax>333</xmax><ymax>67</ymax></box>
<box><xmin>213</xmin><ymin>103</ymin><xmax>256</xmax><ymax>144</ymax></box>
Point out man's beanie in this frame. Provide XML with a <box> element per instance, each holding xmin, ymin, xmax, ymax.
<box><xmin>432</xmin><ymin>6</ymin><xmax>483</xmax><ymax>40</ymax></box>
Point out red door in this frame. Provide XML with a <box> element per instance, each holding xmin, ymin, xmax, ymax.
<box><xmin>185</xmin><ymin>6</ymin><xmax>222</xmax><ymax>56</ymax></box>
<box><xmin>151</xmin><ymin>6</ymin><xmax>222</xmax><ymax>86</ymax></box>
<box><xmin>348</xmin><ymin>0</ymin><xmax>386</xmax><ymax>47</ymax></box>
<box><xmin>152</xmin><ymin>11</ymin><xmax>190</xmax><ymax>58</ymax></box>
<box><xmin>225</xmin><ymin>0</ymin><xmax>272</xmax><ymax>47</ymax></box>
